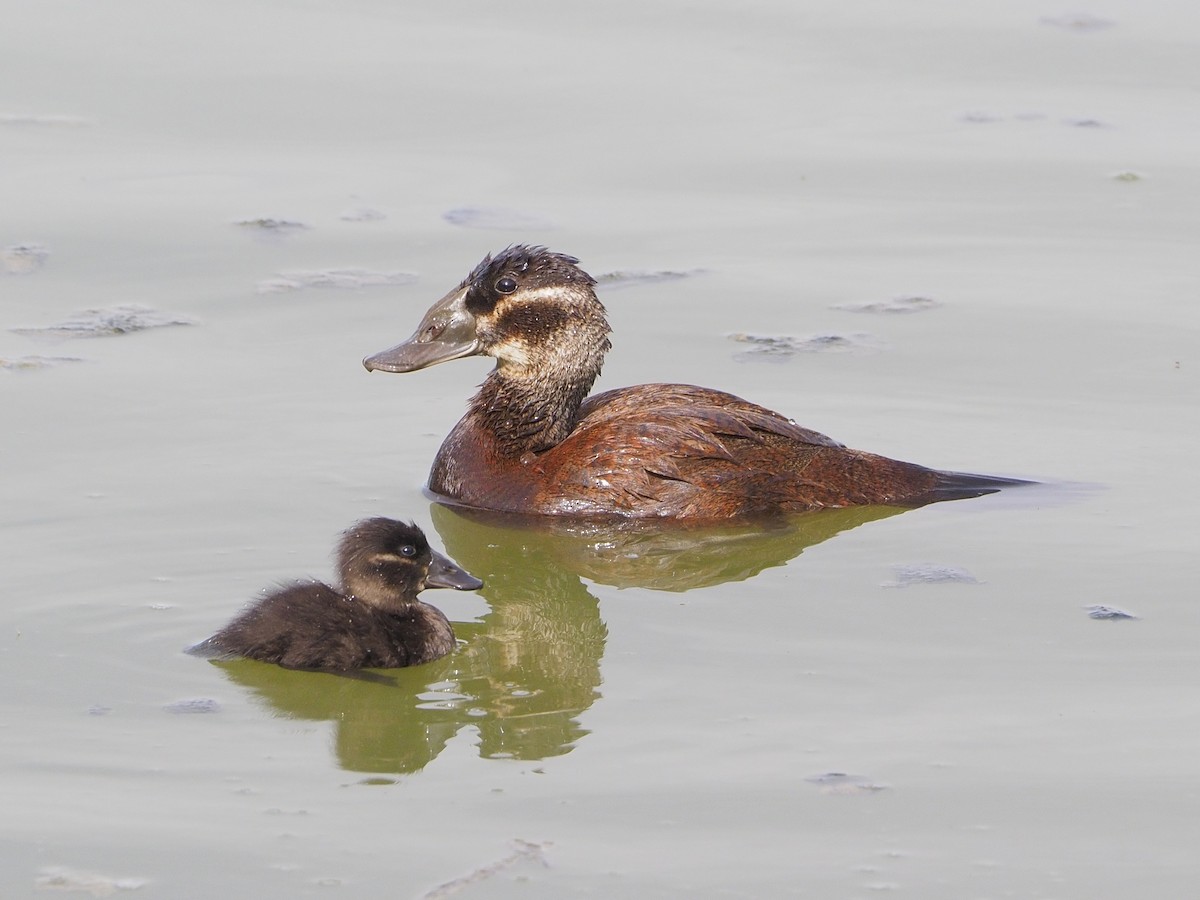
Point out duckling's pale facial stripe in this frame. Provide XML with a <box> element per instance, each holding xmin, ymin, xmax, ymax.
<box><xmin>369</xmin><ymin>551</ymin><xmax>420</xmax><ymax>565</ymax></box>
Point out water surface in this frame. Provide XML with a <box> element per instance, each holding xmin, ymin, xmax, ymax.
<box><xmin>3</xmin><ymin>1</ymin><xmax>1199</xmax><ymax>897</ymax></box>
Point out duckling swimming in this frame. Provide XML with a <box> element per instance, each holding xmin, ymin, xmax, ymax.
<box><xmin>363</xmin><ymin>246</ymin><xmax>1024</xmax><ymax>519</ymax></box>
<box><xmin>188</xmin><ymin>518</ymin><xmax>483</xmax><ymax>670</ymax></box>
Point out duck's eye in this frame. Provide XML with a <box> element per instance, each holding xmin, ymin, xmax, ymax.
<box><xmin>495</xmin><ymin>276</ymin><xmax>518</xmax><ymax>294</ymax></box>
<box><xmin>397</xmin><ymin>544</ymin><xmax>418</xmax><ymax>558</ymax></box>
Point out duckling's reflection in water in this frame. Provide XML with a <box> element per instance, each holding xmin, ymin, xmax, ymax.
<box><xmin>208</xmin><ymin>502</ymin><xmax>906</xmax><ymax>774</ymax></box>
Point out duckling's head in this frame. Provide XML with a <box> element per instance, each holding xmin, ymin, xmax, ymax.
<box><xmin>337</xmin><ymin>518</ymin><xmax>482</xmax><ymax>609</ymax></box>
<box><xmin>363</xmin><ymin>245</ymin><xmax>611</xmax><ymax>383</ymax></box>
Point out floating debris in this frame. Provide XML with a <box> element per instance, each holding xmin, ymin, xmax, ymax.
<box><xmin>163</xmin><ymin>697</ymin><xmax>221</xmax><ymax>715</ymax></box>
<box><xmin>1085</xmin><ymin>604</ymin><xmax>1139</xmax><ymax>621</ymax></box>
<box><xmin>35</xmin><ymin>866</ymin><xmax>149</xmax><ymax>895</ymax></box>
<box><xmin>883</xmin><ymin>564</ymin><xmax>980</xmax><ymax>589</ymax></box>
<box><xmin>443</xmin><ymin>207</ymin><xmax>556</xmax><ymax>230</ymax></box>
<box><xmin>2</xmin><ymin>242</ymin><xmax>49</xmax><ymax>274</ymax></box>
<box><xmin>730</xmin><ymin>331</ymin><xmax>882</xmax><ymax>362</ymax></box>
<box><xmin>1040</xmin><ymin>12</ymin><xmax>1116</xmax><ymax>33</ymax></box>
<box><xmin>0</xmin><ymin>355</ymin><xmax>85</xmax><ymax>371</ymax></box>
<box><xmin>256</xmin><ymin>268</ymin><xmax>419</xmax><ymax>294</ymax></box>
<box><xmin>596</xmin><ymin>269</ymin><xmax>703</xmax><ymax>289</ymax></box>
<box><xmin>1064</xmin><ymin>117</ymin><xmax>1107</xmax><ymax>128</ymax></box>
<box><xmin>836</xmin><ymin>295</ymin><xmax>941</xmax><ymax>315</ymax></box>
<box><xmin>12</xmin><ymin>305</ymin><xmax>196</xmax><ymax>339</ymax></box>
<box><xmin>339</xmin><ymin>205</ymin><xmax>387</xmax><ymax>222</ymax></box>
<box><xmin>234</xmin><ymin>217</ymin><xmax>309</xmax><ymax>233</ymax></box>
<box><xmin>1110</xmin><ymin>170</ymin><xmax>1145</xmax><ymax>182</ymax></box>
<box><xmin>805</xmin><ymin>772</ymin><xmax>889</xmax><ymax>794</ymax></box>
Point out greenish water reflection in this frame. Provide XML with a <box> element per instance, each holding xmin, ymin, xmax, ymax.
<box><xmin>431</xmin><ymin>502</ymin><xmax>906</xmax><ymax>592</ymax></box>
<box><xmin>209</xmin><ymin>503</ymin><xmax>905</xmax><ymax>774</ymax></box>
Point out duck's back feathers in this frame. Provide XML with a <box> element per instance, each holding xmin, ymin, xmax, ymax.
<box><xmin>565</xmin><ymin>385</ymin><xmax>1026</xmax><ymax>514</ymax></box>
<box><xmin>547</xmin><ymin>384</ymin><xmax>849</xmax><ymax>517</ymax></box>
<box><xmin>577</xmin><ymin>384</ymin><xmax>844</xmax><ymax>449</ymax></box>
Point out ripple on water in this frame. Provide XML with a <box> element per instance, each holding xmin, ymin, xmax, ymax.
<box><xmin>2</xmin><ymin>243</ymin><xmax>49</xmax><ymax>274</ymax></box>
<box><xmin>835</xmin><ymin>295</ymin><xmax>941</xmax><ymax>314</ymax></box>
<box><xmin>339</xmin><ymin>205</ymin><xmax>387</xmax><ymax>222</ymax></box>
<box><xmin>596</xmin><ymin>269</ymin><xmax>704</xmax><ymax>290</ymax></box>
<box><xmin>163</xmin><ymin>697</ymin><xmax>221</xmax><ymax>714</ymax></box>
<box><xmin>882</xmin><ymin>564</ymin><xmax>980</xmax><ymax>589</ymax></box>
<box><xmin>0</xmin><ymin>114</ymin><xmax>92</xmax><ymax>127</ymax></box>
<box><xmin>1</xmin><ymin>355</ymin><xmax>85</xmax><ymax>372</ymax></box>
<box><xmin>12</xmin><ymin>305</ymin><xmax>197</xmax><ymax>339</ymax></box>
<box><xmin>256</xmin><ymin>268</ymin><xmax>419</xmax><ymax>294</ymax></box>
<box><xmin>958</xmin><ymin>110</ymin><xmax>1111</xmax><ymax>129</ymax></box>
<box><xmin>234</xmin><ymin>217</ymin><xmax>310</xmax><ymax>233</ymax></box>
<box><xmin>35</xmin><ymin>867</ymin><xmax>149</xmax><ymax>894</ymax></box>
<box><xmin>443</xmin><ymin>207</ymin><xmax>556</xmax><ymax>230</ymax></box>
<box><xmin>804</xmin><ymin>772</ymin><xmax>889</xmax><ymax>794</ymax></box>
<box><xmin>420</xmin><ymin>840</ymin><xmax>551</xmax><ymax>900</ymax></box>
<box><xmin>1085</xmin><ymin>604</ymin><xmax>1139</xmax><ymax>621</ymax></box>
<box><xmin>1039</xmin><ymin>12</ymin><xmax>1115</xmax><ymax>32</ymax></box>
<box><xmin>729</xmin><ymin>331</ymin><xmax>883</xmax><ymax>361</ymax></box>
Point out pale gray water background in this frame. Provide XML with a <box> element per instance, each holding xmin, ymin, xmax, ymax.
<box><xmin>3</xmin><ymin>0</ymin><xmax>1199</xmax><ymax>896</ymax></box>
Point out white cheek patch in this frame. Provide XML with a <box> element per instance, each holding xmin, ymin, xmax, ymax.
<box><xmin>487</xmin><ymin>284</ymin><xmax>592</xmax><ymax>372</ymax></box>
<box><xmin>493</xmin><ymin>337</ymin><xmax>533</xmax><ymax>368</ymax></box>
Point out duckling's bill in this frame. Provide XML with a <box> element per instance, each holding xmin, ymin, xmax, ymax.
<box><xmin>425</xmin><ymin>549</ymin><xmax>483</xmax><ymax>590</ymax></box>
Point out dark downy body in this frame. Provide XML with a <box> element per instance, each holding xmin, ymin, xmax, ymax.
<box><xmin>188</xmin><ymin>518</ymin><xmax>482</xmax><ymax>671</ymax></box>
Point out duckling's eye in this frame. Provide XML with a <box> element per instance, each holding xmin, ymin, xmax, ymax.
<box><xmin>495</xmin><ymin>276</ymin><xmax>518</xmax><ymax>294</ymax></box>
<box><xmin>397</xmin><ymin>544</ymin><xmax>418</xmax><ymax>558</ymax></box>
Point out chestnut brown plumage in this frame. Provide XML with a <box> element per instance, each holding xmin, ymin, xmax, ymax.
<box><xmin>364</xmin><ymin>246</ymin><xmax>1025</xmax><ymax>519</ymax></box>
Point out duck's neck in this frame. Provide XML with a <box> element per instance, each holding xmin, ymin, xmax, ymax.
<box><xmin>472</xmin><ymin>352</ymin><xmax>605</xmax><ymax>457</ymax></box>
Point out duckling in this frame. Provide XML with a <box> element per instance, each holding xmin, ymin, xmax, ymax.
<box><xmin>188</xmin><ymin>518</ymin><xmax>483</xmax><ymax>671</ymax></box>
<box><xmin>363</xmin><ymin>246</ymin><xmax>1024</xmax><ymax>519</ymax></box>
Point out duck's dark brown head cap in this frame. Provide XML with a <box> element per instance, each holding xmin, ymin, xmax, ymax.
<box><xmin>463</xmin><ymin>245</ymin><xmax>596</xmax><ymax>316</ymax></box>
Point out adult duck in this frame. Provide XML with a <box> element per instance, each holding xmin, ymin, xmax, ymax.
<box><xmin>364</xmin><ymin>246</ymin><xmax>1021</xmax><ymax>519</ymax></box>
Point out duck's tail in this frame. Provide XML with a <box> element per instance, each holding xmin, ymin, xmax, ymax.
<box><xmin>919</xmin><ymin>469</ymin><xmax>1035</xmax><ymax>504</ymax></box>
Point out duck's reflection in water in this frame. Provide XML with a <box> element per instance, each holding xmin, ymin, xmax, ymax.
<box><xmin>209</xmin><ymin>502</ymin><xmax>907</xmax><ymax>774</ymax></box>
<box><xmin>435</xmin><ymin>503</ymin><xmax>907</xmax><ymax>592</ymax></box>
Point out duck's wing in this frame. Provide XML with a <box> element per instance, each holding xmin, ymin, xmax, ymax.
<box><xmin>538</xmin><ymin>384</ymin><xmax>885</xmax><ymax>516</ymax></box>
<box><xmin>577</xmin><ymin>384</ymin><xmax>845</xmax><ymax>449</ymax></box>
